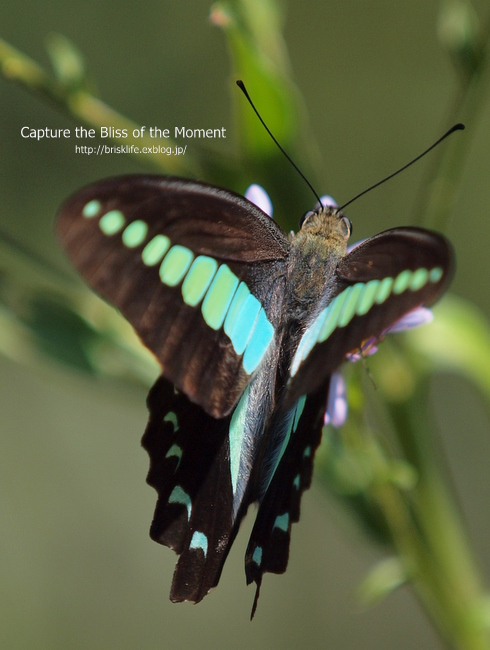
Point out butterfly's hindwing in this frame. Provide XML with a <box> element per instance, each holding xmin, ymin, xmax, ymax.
<box><xmin>142</xmin><ymin>342</ymin><xmax>281</xmax><ymax>603</ymax></box>
<box><xmin>287</xmin><ymin>227</ymin><xmax>454</xmax><ymax>403</ymax></box>
<box><xmin>245</xmin><ymin>382</ymin><xmax>329</xmax><ymax>616</ymax></box>
<box><xmin>142</xmin><ymin>375</ymin><xmax>237</xmax><ymax>602</ymax></box>
<box><xmin>57</xmin><ymin>175</ymin><xmax>290</xmax><ymax>417</ymax></box>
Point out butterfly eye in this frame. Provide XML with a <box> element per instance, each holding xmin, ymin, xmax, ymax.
<box><xmin>340</xmin><ymin>216</ymin><xmax>352</xmax><ymax>238</ymax></box>
<box><xmin>299</xmin><ymin>210</ymin><xmax>315</xmax><ymax>228</ymax></box>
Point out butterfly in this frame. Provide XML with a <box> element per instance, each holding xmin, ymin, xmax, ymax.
<box><xmin>56</xmin><ymin>172</ymin><xmax>454</xmax><ymax>616</ymax></box>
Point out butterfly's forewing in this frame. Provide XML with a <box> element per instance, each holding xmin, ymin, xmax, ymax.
<box><xmin>57</xmin><ymin>175</ymin><xmax>290</xmax><ymax>417</ymax></box>
<box><xmin>287</xmin><ymin>227</ymin><xmax>454</xmax><ymax>404</ymax></box>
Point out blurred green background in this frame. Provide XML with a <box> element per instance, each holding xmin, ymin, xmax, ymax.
<box><xmin>1</xmin><ymin>0</ymin><xmax>489</xmax><ymax>648</ymax></box>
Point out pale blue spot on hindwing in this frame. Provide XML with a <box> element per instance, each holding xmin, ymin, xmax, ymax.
<box><xmin>82</xmin><ymin>199</ymin><xmax>101</xmax><ymax>218</ymax></box>
<box><xmin>292</xmin><ymin>395</ymin><xmax>307</xmax><ymax>433</ymax></box>
<box><xmin>273</xmin><ymin>513</ymin><xmax>290</xmax><ymax>533</ymax></box>
<box><xmin>165</xmin><ymin>444</ymin><xmax>183</xmax><ymax>470</ymax></box>
<box><xmin>429</xmin><ymin>267</ymin><xmax>443</xmax><ymax>283</ymax></box>
<box><xmin>168</xmin><ymin>486</ymin><xmax>192</xmax><ymax>520</ymax></box>
<box><xmin>252</xmin><ymin>546</ymin><xmax>263</xmax><ymax>566</ymax></box>
<box><xmin>228</xmin><ymin>386</ymin><xmax>250</xmax><ymax>496</ymax></box>
<box><xmin>163</xmin><ymin>412</ymin><xmax>179</xmax><ymax>430</ymax></box>
<box><xmin>189</xmin><ymin>531</ymin><xmax>208</xmax><ymax>556</ymax></box>
<box><xmin>293</xmin><ymin>474</ymin><xmax>301</xmax><ymax>490</ymax></box>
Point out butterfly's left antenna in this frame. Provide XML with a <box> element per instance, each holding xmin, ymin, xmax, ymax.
<box><xmin>236</xmin><ymin>80</ymin><xmax>323</xmax><ymax>207</ymax></box>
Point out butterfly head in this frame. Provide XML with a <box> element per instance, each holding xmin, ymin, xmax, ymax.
<box><xmin>297</xmin><ymin>205</ymin><xmax>352</xmax><ymax>252</ymax></box>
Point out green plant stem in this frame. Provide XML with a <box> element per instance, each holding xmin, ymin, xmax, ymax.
<box><xmin>382</xmin><ymin>383</ymin><xmax>490</xmax><ymax>649</ymax></box>
<box><xmin>0</xmin><ymin>37</ymin><xmax>199</xmax><ymax>176</ymax></box>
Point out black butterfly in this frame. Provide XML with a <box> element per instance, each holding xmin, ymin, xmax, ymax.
<box><xmin>56</xmin><ymin>174</ymin><xmax>454</xmax><ymax>615</ymax></box>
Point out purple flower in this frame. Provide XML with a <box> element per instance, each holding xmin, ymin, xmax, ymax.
<box><xmin>245</xmin><ymin>184</ymin><xmax>273</xmax><ymax>217</ymax></box>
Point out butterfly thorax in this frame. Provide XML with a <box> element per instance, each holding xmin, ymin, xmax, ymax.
<box><xmin>286</xmin><ymin>207</ymin><xmax>350</xmax><ymax>319</ymax></box>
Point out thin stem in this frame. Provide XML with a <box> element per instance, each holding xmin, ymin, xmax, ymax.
<box><xmin>414</xmin><ymin>11</ymin><xmax>490</xmax><ymax>230</ymax></box>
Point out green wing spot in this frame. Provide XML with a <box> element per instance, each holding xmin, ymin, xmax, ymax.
<box><xmin>82</xmin><ymin>199</ymin><xmax>101</xmax><ymax>218</ymax></box>
<box><xmin>181</xmin><ymin>256</ymin><xmax>218</xmax><ymax>306</ymax></box>
<box><xmin>273</xmin><ymin>513</ymin><xmax>290</xmax><ymax>532</ymax></box>
<box><xmin>165</xmin><ymin>444</ymin><xmax>183</xmax><ymax>470</ymax></box>
<box><xmin>319</xmin><ymin>288</ymin><xmax>351</xmax><ymax>342</ymax></box>
<box><xmin>99</xmin><ymin>210</ymin><xmax>125</xmax><ymax>235</ymax></box>
<box><xmin>224</xmin><ymin>282</ymin><xmax>250</xmax><ymax>339</ymax></box>
<box><xmin>142</xmin><ymin>234</ymin><xmax>171</xmax><ymax>266</ymax></box>
<box><xmin>201</xmin><ymin>264</ymin><xmax>239</xmax><ymax>330</ymax></box>
<box><xmin>290</xmin><ymin>309</ymin><xmax>328</xmax><ymax>377</ymax></box>
<box><xmin>242</xmin><ymin>308</ymin><xmax>274</xmax><ymax>374</ymax></box>
<box><xmin>229</xmin><ymin>386</ymin><xmax>250</xmax><ymax>496</ymax></box>
<box><xmin>189</xmin><ymin>531</ymin><xmax>208</xmax><ymax>556</ymax></box>
<box><xmin>292</xmin><ymin>395</ymin><xmax>306</xmax><ymax>432</ymax></box>
<box><xmin>227</xmin><ymin>293</ymin><xmax>261</xmax><ymax>356</ymax></box>
<box><xmin>338</xmin><ymin>282</ymin><xmax>365</xmax><ymax>327</ymax></box>
<box><xmin>429</xmin><ymin>266</ymin><xmax>443</xmax><ymax>283</ymax></box>
<box><xmin>122</xmin><ymin>219</ymin><xmax>148</xmax><ymax>248</ymax></box>
<box><xmin>168</xmin><ymin>486</ymin><xmax>192</xmax><ymax>520</ymax></box>
<box><xmin>393</xmin><ymin>269</ymin><xmax>413</xmax><ymax>294</ymax></box>
<box><xmin>355</xmin><ymin>280</ymin><xmax>380</xmax><ymax>316</ymax></box>
<box><xmin>163</xmin><ymin>412</ymin><xmax>179</xmax><ymax>430</ymax></box>
<box><xmin>293</xmin><ymin>474</ymin><xmax>301</xmax><ymax>490</ymax></box>
<box><xmin>159</xmin><ymin>245</ymin><xmax>194</xmax><ymax>286</ymax></box>
<box><xmin>374</xmin><ymin>276</ymin><xmax>394</xmax><ymax>304</ymax></box>
<box><xmin>410</xmin><ymin>268</ymin><xmax>429</xmax><ymax>291</ymax></box>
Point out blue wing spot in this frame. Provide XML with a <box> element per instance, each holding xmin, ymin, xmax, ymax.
<box><xmin>224</xmin><ymin>282</ymin><xmax>251</xmax><ymax>339</ymax></box>
<box><xmin>189</xmin><ymin>531</ymin><xmax>208</xmax><ymax>557</ymax></box>
<box><xmin>165</xmin><ymin>444</ymin><xmax>183</xmax><ymax>470</ymax></box>
<box><xmin>292</xmin><ymin>395</ymin><xmax>306</xmax><ymax>432</ymax></box>
<box><xmin>163</xmin><ymin>412</ymin><xmax>179</xmax><ymax>430</ymax></box>
<box><xmin>82</xmin><ymin>199</ymin><xmax>101</xmax><ymax>218</ymax></box>
<box><xmin>228</xmin><ymin>386</ymin><xmax>250</xmax><ymax>497</ymax></box>
<box><xmin>303</xmin><ymin>446</ymin><xmax>312</xmax><ymax>458</ymax></box>
<box><xmin>252</xmin><ymin>546</ymin><xmax>263</xmax><ymax>566</ymax></box>
<box><xmin>338</xmin><ymin>282</ymin><xmax>365</xmax><ymax>327</ymax></box>
<box><xmin>242</xmin><ymin>308</ymin><xmax>274</xmax><ymax>374</ymax></box>
<box><xmin>293</xmin><ymin>474</ymin><xmax>301</xmax><ymax>490</ymax></box>
<box><xmin>168</xmin><ymin>486</ymin><xmax>192</xmax><ymax>520</ymax></box>
<box><xmin>226</xmin><ymin>293</ymin><xmax>261</xmax><ymax>355</ymax></box>
<box><xmin>429</xmin><ymin>266</ymin><xmax>443</xmax><ymax>283</ymax></box>
<box><xmin>273</xmin><ymin>513</ymin><xmax>290</xmax><ymax>533</ymax></box>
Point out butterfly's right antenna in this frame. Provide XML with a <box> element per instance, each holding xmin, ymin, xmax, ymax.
<box><xmin>236</xmin><ymin>80</ymin><xmax>323</xmax><ymax>207</ymax></box>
